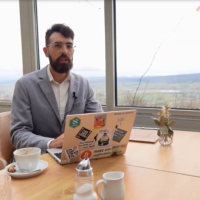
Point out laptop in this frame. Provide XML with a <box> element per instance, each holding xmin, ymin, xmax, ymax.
<box><xmin>47</xmin><ymin>110</ymin><xmax>137</xmax><ymax>164</ymax></box>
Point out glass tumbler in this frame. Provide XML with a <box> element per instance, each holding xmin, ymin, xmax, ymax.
<box><xmin>0</xmin><ymin>173</ymin><xmax>12</xmax><ymax>200</ymax></box>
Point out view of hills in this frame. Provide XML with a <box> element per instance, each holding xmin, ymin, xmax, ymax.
<box><xmin>88</xmin><ymin>73</ymin><xmax>200</xmax><ymax>109</ymax></box>
<box><xmin>87</xmin><ymin>73</ymin><xmax>200</xmax><ymax>84</ymax></box>
<box><xmin>1</xmin><ymin>73</ymin><xmax>200</xmax><ymax>109</ymax></box>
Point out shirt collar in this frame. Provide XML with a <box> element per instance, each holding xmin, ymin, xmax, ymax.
<box><xmin>47</xmin><ymin>65</ymin><xmax>71</xmax><ymax>83</ymax></box>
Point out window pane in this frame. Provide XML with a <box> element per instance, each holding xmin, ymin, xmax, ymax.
<box><xmin>116</xmin><ymin>1</ymin><xmax>200</xmax><ymax>109</ymax></box>
<box><xmin>37</xmin><ymin>0</ymin><xmax>106</xmax><ymax>105</ymax></box>
<box><xmin>0</xmin><ymin>1</ymin><xmax>23</xmax><ymax>102</ymax></box>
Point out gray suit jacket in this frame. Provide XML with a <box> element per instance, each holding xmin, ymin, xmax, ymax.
<box><xmin>10</xmin><ymin>66</ymin><xmax>103</xmax><ymax>154</ymax></box>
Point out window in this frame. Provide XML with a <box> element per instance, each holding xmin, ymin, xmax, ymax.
<box><xmin>0</xmin><ymin>0</ymin><xmax>199</xmax><ymax>131</ymax></box>
<box><xmin>37</xmin><ymin>0</ymin><xmax>106</xmax><ymax>105</ymax></box>
<box><xmin>116</xmin><ymin>1</ymin><xmax>200</xmax><ymax>110</ymax></box>
<box><xmin>0</xmin><ymin>0</ymin><xmax>23</xmax><ymax>102</ymax></box>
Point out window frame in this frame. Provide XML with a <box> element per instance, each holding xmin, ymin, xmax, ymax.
<box><xmin>0</xmin><ymin>0</ymin><xmax>38</xmax><ymax>110</ymax></box>
<box><xmin>105</xmin><ymin>0</ymin><xmax>200</xmax><ymax>132</ymax></box>
<box><xmin>0</xmin><ymin>0</ymin><xmax>199</xmax><ymax>131</ymax></box>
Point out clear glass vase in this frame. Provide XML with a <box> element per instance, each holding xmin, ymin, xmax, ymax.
<box><xmin>159</xmin><ymin>134</ymin><xmax>173</xmax><ymax>146</ymax></box>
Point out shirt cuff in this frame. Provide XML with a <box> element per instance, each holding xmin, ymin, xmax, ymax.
<box><xmin>47</xmin><ymin>139</ymin><xmax>54</xmax><ymax>149</ymax></box>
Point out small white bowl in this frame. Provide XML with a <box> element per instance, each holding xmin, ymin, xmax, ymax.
<box><xmin>14</xmin><ymin>147</ymin><xmax>41</xmax><ymax>171</ymax></box>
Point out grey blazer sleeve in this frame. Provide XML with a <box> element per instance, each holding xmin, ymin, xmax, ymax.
<box><xmin>10</xmin><ymin>80</ymin><xmax>52</xmax><ymax>154</ymax></box>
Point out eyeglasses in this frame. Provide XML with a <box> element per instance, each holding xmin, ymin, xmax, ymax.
<box><xmin>47</xmin><ymin>42</ymin><xmax>76</xmax><ymax>53</ymax></box>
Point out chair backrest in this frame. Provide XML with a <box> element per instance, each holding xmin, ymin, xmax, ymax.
<box><xmin>0</xmin><ymin>111</ymin><xmax>15</xmax><ymax>165</ymax></box>
<box><xmin>0</xmin><ymin>157</ymin><xmax>7</xmax><ymax>170</ymax></box>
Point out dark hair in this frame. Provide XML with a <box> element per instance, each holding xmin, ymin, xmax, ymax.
<box><xmin>45</xmin><ymin>24</ymin><xmax>74</xmax><ymax>46</ymax></box>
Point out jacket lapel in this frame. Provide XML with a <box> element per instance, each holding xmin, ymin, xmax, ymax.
<box><xmin>37</xmin><ymin>66</ymin><xmax>61</xmax><ymax>125</ymax></box>
<box><xmin>65</xmin><ymin>73</ymin><xmax>78</xmax><ymax>115</ymax></box>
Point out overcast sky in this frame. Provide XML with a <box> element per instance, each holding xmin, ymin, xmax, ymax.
<box><xmin>116</xmin><ymin>1</ymin><xmax>200</xmax><ymax>77</ymax></box>
<box><xmin>0</xmin><ymin>0</ymin><xmax>200</xmax><ymax>80</ymax></box>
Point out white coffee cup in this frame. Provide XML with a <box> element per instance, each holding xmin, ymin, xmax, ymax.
<box><xmin>14</xmin><ymin>147</ymin><xmax>41</xmax><ymax>170</ymax></box>
<box><xmin>95</xmin><ymin>171</ymin><xmax>125</xmax><ymax>200</ymax></box>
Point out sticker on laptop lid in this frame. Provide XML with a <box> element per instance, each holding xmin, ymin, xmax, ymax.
<box><xmin>69</xmin><ymin>117</ymin><xmax>81</xmax><ymax>128</ymax></box>
<box><xmin>94</xmin><ymin>114</ymin><xmax>107</xmax><ymax>129</ymax></box>
<box><xmin>111</xmin><ymin>143</ymin><xmax>127</xmax><ymax>151</ymax></box>
<box><xmin>92</xmin><ymin>147</ymin><xmax>112</xmax><ymax>159</ymax></box>
<box><xmin>110</xmin><ymin>149</ymin><xmax>122</xmax><ymax>157</ymax></box>
<box><xmin>75</xmin><ymin>127</ymin><xmax>92</xmax><ymax>141</ymax></box>
<box><xmin>80</xmin><ymin>150</ymin><xmax>92</xmax><ymax>159</ymax></box>
<box><xmin>113</xmin><ymin>128</ymin><xmax>127</xmax><ymax>143</ymax></box>
<box><xmin>79</xmin><ymin>140</ymin><xmax>95</xmax><ymax>149</ymax></box>
<box><xmin>95</xmin><ymin>129</ymin><xmax>114</xmax><ymax>147</ymax></box>
<box><xmin>65</xmin><ymin>145</ymin><xmax>79</xmax><ymax>159</ymax></box>
<box><xmin>112</xmin><ymin>145</ymin><xmax>120</xmax><ymax>149</ymax></box>
<box><xmin>117</xmin><ymin>117</ymin><xmax>124</xmax><ymax>126</ymax></box>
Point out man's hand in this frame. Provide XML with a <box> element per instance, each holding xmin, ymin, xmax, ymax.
<box><xmin>49</xmin><ymin>133</ymin><xmax>64</xmax><ymax>148</ymax></box>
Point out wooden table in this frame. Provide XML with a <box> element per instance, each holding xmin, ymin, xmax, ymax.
<box><xmin>126</xmin><ymin>129</ymin><xmax>200</xmax><ymax>177</ymax></box>
<box><xmin>1</xmin><ymin>129</ymin><xmax>200</xmax><ymax>200</ymax></box>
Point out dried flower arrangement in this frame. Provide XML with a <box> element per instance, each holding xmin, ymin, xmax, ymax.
<box><xmin>153</xmin><ymin>104</ymin><xmax>175</xmax><ymax>139</ymax></box>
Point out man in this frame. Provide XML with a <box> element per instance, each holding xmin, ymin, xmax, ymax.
<box><xmin>10</xmin><ymin>24</ymin><xmax>103</xmax><ymax>154</ymax></box>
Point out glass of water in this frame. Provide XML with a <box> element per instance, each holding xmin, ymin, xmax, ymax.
<box><xmin>0</xmin><ymin>173</ymin><xmax>12</xmax><ymax>200</ymax></box>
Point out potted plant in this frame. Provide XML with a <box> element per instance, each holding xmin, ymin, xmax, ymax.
<box><xmin>153</xmin><ymin>104</ymin><xmax>175</xmax><ymax>146</ymax></box>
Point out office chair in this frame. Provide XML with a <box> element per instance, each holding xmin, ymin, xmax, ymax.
<box><xmin>0</xmin><ymin>157</ymin><xmax>7</xmax><ymax>170</ymax></box>
<box><xmin>0</xmin><ymin>111</ymin><xmax>15</xmax><ymax>169</ymax></box>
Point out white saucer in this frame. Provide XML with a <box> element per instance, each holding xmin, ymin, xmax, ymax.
<box><xmin>5</xmin><ymin>160</ymin><xmax>48</xmax><ymax>179</ymax></box>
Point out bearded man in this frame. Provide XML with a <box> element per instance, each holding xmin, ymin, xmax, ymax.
<box><xmin>10</xmin><ymin>24</ymin><xmax>103</xmax><ymax>154</ymax></box>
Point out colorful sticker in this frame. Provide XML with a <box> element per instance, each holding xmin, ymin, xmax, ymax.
<box><xmin>110</xmin><ymin>150</ymin><xmax>122</xmax><ymax>157</ymax></box>
<box><xmin>113</xmin><ymin>128</ymin><xmax>127</xmax><ymax>143</ymax></box>
<box><xmin>94</xmin><ymin>114</ymin><xmax>107</xmax><ymax>129</ymax></box>
<box><xmin>95</xmin><ymin>129</ymin><xmax>113</xmax><ymax>147</ymax></box>
<box><xmin>80</xmin><ymin>150</ymin><xmax>92</xmax><ymax>159</ymax></box>
<box><xmin>69</xmin><ymin>117</ymin><xmax>81</xmax><ymax>128</ymax></box>
<box><xmin>75</xmin><ymin>127</ymin><xmax>92</xmax><ymax>141</ymax></box>
<box><xmin>65</xmin><ymin>145</ymin><xmax>79</xmax><ymax>159</ymax></box>
<box><xmin>112</xmin><ymin>145</ymin><xmax>120</xmax><ymax>149</ymax></box>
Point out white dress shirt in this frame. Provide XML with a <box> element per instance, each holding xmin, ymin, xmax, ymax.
<box><xmin>46</xmin><ymin>65</ymin><xmax>71</xmax><ymax>148</ymax></box>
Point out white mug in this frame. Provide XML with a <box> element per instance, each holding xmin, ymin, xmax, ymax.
<box><xmin>14</xmin><ymin>147</ymin><xmax>41</xmax><ymax>170</ymax></box>
<box><xmin>95</xmin><ymin>171</ymin><xmax>125</xmax><ymax>200</ymax></box>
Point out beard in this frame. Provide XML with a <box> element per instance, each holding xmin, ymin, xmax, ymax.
<box><xmin>49</xmin><ymin>54</ymin><xmax>73</xmax><ymax>74</ymax></box>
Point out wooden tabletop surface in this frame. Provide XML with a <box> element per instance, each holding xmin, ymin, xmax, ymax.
<box><xmin>3</xmin><ymin>154</ymin><xmax>200</xmax><ymax>200</ymax></box>
<box><xmin>1</xmin><ymin>129</ymin><xmax>200</xmax><ymax>200</ymax></box>
<box><xmin>126</xmin><ymin>129</ymin><xmax>200</xmax><ymax>177</ymax></box>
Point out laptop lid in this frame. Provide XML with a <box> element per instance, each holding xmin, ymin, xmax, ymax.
<box><xmin>48</xmin><ymin>110</ymin><xmax>136</xmax><ymax>164</ymax></box>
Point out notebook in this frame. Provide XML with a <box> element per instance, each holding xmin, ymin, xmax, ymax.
<box><xmin>129</xmin><ymin>129</ymin><xmax>159</xmax><ymax>143</ymax></box>
<box><xmin>47</xmin><ymin>110</ymin><xmax>136</xmax><ymax>164</ymax></box>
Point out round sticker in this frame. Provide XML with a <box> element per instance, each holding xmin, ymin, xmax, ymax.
<box><xmin>81</xmin><ymin>150</ymin><xmax>92</xmax><ymax>159</ymax></box>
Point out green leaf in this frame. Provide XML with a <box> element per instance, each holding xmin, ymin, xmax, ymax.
<box><xmin>154</xmin><ymin>119</ymin><xmax>161</xmax><ymax>127</ymax></box>
<box><xmin>168</xmin><ymin>121</ymin><xmax>175</xmax><ymax>127</ymax></box>
<box><xmin>152</xmin><ymin>117</ymin><xmax>164</xmax><ymax>127</ymax></box>
<box><xmin>159</xmin><ymin>116</ymin><xmax>165</xmax><ymax>127</ymax></box>
<box><xmin>168</xmin><ymin>128</ymin><xmax>174</xmax><ymax>137</ymax></box>
<box><xmin>157</xmin><ymin>129</ymin><xmax>161</xmax><ymax>136</ymax></box>
<box><xmin>160</xmin><ymin>126</ymin><xmax>168</xmax><ymax>134</ymax></box>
